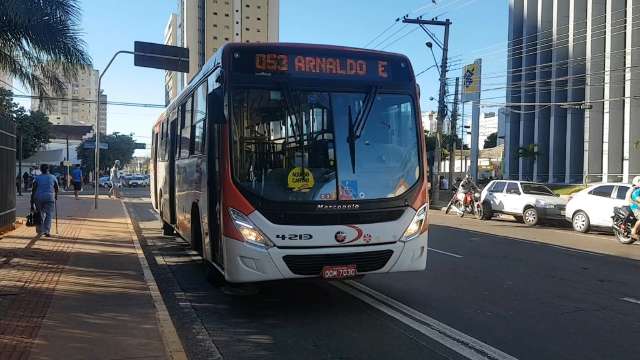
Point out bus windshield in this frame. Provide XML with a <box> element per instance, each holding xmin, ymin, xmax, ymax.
<box><xmin>231</xmin><ymin>88</ymin><xmax>421</xmax><ymax>202</ymax></box>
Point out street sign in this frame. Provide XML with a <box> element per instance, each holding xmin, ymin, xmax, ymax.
<box><xmin>84</xmin><ymin>142</ymin><xmax>108</xmax><ymax>150</ymax></box>
<box><xmin>134</xmin><ymin>41</ymin><xmax>189</xmax><ymax>73</ymax></box>
<box><xmin>134</xmin><ymin>142</ymin><xmax>146</xmax><ymax>150</ymax></box>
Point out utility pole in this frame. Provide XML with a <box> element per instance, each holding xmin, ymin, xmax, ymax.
<box><xmin>402</xmin><ymin>17</ymin><xmax>451</xmax><ymax>202</ymax></box>
<box><xmin>449</xmin><ymin>77</ymin><xmax>459</xmax><ymax>187</ymax></box>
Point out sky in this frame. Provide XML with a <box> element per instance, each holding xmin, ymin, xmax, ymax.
<box><xmin>14</xmin><ymin>0</ymin><xmax>509</xmax><ymax>156</ymax></box>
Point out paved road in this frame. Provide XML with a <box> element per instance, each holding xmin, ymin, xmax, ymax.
<box><xmin>124</xmin><ymin>197</ymin><xmax>640</xmax><ymax>360</ymax></box>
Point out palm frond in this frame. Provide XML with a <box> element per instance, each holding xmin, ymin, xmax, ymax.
<box><xmin>0</xmin><ymin>0</ymin><xmax>91</xmax><ymax>97</ymax></box>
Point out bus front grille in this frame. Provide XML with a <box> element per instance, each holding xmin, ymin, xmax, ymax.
<box><xmin>282</xmin><ymin>250</ymin><xmax>394</xmax><ymax>276</ymax></box>
<box><xmin>260</xmin><ymin>209</ymin><xmax>405</xmax><ymax>225</ymax></box>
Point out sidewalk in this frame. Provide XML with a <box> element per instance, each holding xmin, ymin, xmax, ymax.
<box><xmin>0</xmin><ymin>195</ymin><xmax>182</xmax><ymax>360</ymax></box>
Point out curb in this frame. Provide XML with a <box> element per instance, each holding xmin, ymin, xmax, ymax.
<box><xmin>120</xmin><ymin>200</ymin><xmax>188</xmax><ymax>360</ymax></box>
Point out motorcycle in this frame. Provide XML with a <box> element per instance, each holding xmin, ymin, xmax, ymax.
<box><xmin>445</xmin><ymin>186</ymin><xmax>483</xmax><ymax>219</ymax></box>
<box><xmin>612</xmin><ymin>206</ymin><xmax>638</xmax><ymax>244</ymax></box>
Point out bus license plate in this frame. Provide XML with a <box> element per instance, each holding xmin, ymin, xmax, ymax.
<box><xmin>322</xmin><ymin>265</ymin><xmax>357</xmax><ymax>279</ymax></box>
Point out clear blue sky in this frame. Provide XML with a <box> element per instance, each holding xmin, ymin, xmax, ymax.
<box><xmin>16</xmin><ymin>0</ymin><xmax>508</xmax><ymax>156</ymax></box>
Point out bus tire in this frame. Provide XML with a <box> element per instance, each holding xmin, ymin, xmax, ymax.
<box><xmin>159</xmin><ymin>193</ymin><xmax>173</xmax><ymax>236</ymax></box>
<box><xmin>191</xmin><ymin>206</ymin><xmax>203</xmax><ymax>256</ymax></box>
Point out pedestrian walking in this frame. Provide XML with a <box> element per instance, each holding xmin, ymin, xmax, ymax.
<box><xmin>109</xmin><ymin>160</ymin><xmax>121</xmax><ymax>199</ymax></box>
<box><xmin>71</xmin><ymin>164</ymin><xmax>83</xmax><ymax>200</ymax></box>
<box><xmin>30</xmin><ymin>164</ymin><xmax>59</xmax><ymax>237</ymax></box>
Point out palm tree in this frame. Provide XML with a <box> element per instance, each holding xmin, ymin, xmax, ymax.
<box><xmin>0</xmin><ymin>0</ymin><xmax>91</xmax><ymax>96</ymax></box>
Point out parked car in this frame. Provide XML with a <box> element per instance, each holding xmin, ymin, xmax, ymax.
<box><xmin>98</xmin><ymin>176</ymin><xmax>112</xmax><ymax>188</ymax></box>
<box><xmin>565</xmin><ymin>183</ymin><xmax>631</xmax><ymax>233</ymax></box>
<box><xmin>127</xmin><ymin>175</ymin><xmax>149</xmax><ymax>187</ymax></box>
<box><xmin>480</xmin><ymin>180</ymin><xmax>567</xmax><ymax>226</ymax></box>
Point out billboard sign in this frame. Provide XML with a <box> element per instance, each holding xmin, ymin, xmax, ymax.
<box><xmin>462</xmin><ymin>59</ymin><xmax>481</xmax><ymax>102</ymax></box>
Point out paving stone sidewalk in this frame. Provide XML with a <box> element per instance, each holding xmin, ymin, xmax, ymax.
<box><xmin>0</xmin><ymin>195</ymin><xmax>171</xmax><ymax>360</ymax></box>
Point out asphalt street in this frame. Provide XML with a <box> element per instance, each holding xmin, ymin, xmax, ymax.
<box><xmin>123</xmin><ymin>193</ymin><xmax>640</xmax><ymax>360</ymax></box>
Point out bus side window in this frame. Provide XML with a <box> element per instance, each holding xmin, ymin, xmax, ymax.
<box><xmin>192</xmin><ymin>82</ymin><xmax>207</xmax><ymax>154</ymax></box>
<box><xmin>181</xmin><ymin>97</ymin><xmax>192</xmax><ymax>157</ymax></box>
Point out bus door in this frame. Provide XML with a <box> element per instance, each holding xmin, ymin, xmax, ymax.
<box><xmin>153</xmin><ymin>131</ymin><xmax>159</xmax><ymax>208</ymax></box>
<box><xmin>207</xmin><ymin>71</ymin><xmax>224</xmax><ymax>266</ymax></box>
<box><xmin>169</xmin><ymin>114</ymin><xmax>177</xmax><ymax>225</ymax></box>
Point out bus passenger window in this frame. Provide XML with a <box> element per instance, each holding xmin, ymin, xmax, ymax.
<box><xmin>181</xmin><ymin>98</ymin><xmax>192</xmax><ymax>158</ymax></box>
<box><xmin>192</xmin><ymin>83</ymin><xmax>207</xmax><ymax>154</ymax></box>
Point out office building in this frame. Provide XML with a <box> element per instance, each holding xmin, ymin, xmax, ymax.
<box><xmin>175</xmin><ymin>0</ymin><xmax>280</xmax><ymax>90</ymax></box>
<box><xmin>505</xmin><ymin>0</ymin><xmax>640</xmax><ymax>184</ymax></box>
<box><xmin>31</xmin><ymin>64</ymin><xmax>105</xmax><ymax>133</ymax></box>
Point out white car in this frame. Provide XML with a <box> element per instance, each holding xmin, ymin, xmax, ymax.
<box><xmin>480</xmin><ymin>180</ymin><xmax>568</xmax><ymax>226</ymax></box>
<box><xmin>127</xmin><ymin>175</ymin><xmax>149</xmax><ymax>187</ymax></box>
<box><xmin>565</xmin><ymin>183</ymin><xmax>632</xmax><ymax>233</ymax></box>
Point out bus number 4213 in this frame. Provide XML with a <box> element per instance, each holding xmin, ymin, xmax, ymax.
<box><xmin>275</xmin><ymin>234</ymin><xmax>313</xmax><ymax>241</ymax></box>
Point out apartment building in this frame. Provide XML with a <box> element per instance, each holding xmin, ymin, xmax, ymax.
<box><xmin>31</xmin><ymin>64</ymin><xmax>106</xmax><ymax>134</ymax></box>
<box><xmin>173</xmin><ymin>0</ymin><xmax>279</xmax><ymax>93</ymax></box>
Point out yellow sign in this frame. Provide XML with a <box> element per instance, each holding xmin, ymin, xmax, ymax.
<box><xmin>463</xmin><ymin>63</ymin><xmax>480</xmax><ymax>95</ymax></box>
<box><xmin>287</xmin><ymin>167</ymin><xmax>315</xmax><ymax>192</ymax></box>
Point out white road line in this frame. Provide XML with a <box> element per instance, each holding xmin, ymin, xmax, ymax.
<box><xmin>621</xmin><ymin>297</ymin><xmax>640</xmax><ymax>305</ymax></box>
<box><xmin>428</xmin><ymin>247</ymin><xmax>464</xmax><ymax>258</ymax></box>
<box><xmin>333</xmin><ymin>281</ymin><xmax>518</xmax><ymax>360</ymax></box>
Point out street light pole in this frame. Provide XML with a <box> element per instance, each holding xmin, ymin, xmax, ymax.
<box><xmin>94</xmin><ymin>50</ymin><xmax>134</xmax><ymax>209</ymax></box>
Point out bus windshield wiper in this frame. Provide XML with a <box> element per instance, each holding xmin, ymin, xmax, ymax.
<box><xmin>347</xmin><ymin>87</ymin><xmax>378</xmax><ymax>173</ymax></box>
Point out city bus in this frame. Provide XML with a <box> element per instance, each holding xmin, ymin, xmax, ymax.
<box><xmin>150</xmin><ymin>43</ymin><xmax>429</xmax><ymax>283</ymax></box>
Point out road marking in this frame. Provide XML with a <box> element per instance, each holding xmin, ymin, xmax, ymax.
<box><xmin>121</xmin><ymin>201</ymin><xmax>189</xmax><ymax>360</ymax></box>
<box><xmin>428</xmin><ymin>247</ymin><xmax>463</xmax><ymax>258</ymax></box>
<box><xmin>621</xmin><ymin>297</ymin><xmax>640</xmax><ymax>305</ymax></box>
<box><xmin>333</xmin><ymin>280</ymin><xmax>517</xmax><ymax>360</ymax></box>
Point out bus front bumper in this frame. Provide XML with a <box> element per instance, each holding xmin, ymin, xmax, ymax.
<box><xmin>222</xmin><ymin>232</ymin><xmax>428</xmax><ymax>283</ymax></box>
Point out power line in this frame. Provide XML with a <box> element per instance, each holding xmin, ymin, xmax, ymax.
<box><xmin>11</xmin><ymin>94</ymin><xmax>165</xmax><ymax>108</ymax></box>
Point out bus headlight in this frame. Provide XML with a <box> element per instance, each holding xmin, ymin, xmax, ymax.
<box><xmin>228</xmin><ymin>208</ymin><xmax>274</xmax><ymax>248</ymax></box>
<box><xmin>401</xmin><ymin>205</ymin><xmax>427</xmax><ymax>241</ymax></box>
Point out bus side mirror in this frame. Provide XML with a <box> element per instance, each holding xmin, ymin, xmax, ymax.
<box><xmin>208</xmin><ymin>88</ymin><xmax>226</xmax><ymax>124</ymax></box>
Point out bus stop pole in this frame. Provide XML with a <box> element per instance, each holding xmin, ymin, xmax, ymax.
<box><xmin>94</xmin><ymin>50</ymin><xmax>134</xmax><ymax>209</ymax></box>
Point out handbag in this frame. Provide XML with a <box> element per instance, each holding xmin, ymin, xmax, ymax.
<box><xmin>26</xmin><ymin>204</ymin><xmax>41</xmax><ymax>227</ymax></box>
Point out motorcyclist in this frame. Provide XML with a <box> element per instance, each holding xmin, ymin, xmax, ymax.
<box><xmin>629</xmin><ymin>176</ymin><xmax>640</xmax><ymax>240</ymax></box>
<box><xmin>457</xmin><ymin>174</ymin><xmax>479</xmax><ymax>194</ymax></box>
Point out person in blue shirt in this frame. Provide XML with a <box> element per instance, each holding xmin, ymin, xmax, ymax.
<box><xmin>630</xmin><ymin>176</ymin><xmax>640</xmax><ymax>240</ymax></box>
<box><xmin>31</xmin><ymin>164</ymin><xmax>59</xmax><ymax>237</ymax></box>
<box><xmin>71</xmin><ymin>164</ymin><xmax>83</xmax><ymax>200</ymax></box>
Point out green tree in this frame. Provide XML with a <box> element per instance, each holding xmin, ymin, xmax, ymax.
<box><xmin>0</xmin><ymin>0</ymin><xmax>91</xmax><ymax>96</ymax></box>
<box><xmin>484</xmin><ymin>132</ymin><xmax>498</xmax><ymax>149</ymax></box>
<box><xmin>517</xmin><ymin>143</ymin><xmax>540</xmax><ymax>160</ymax></box>
<box><xmin>16</xmin><ymin>110</ymin><xmax>50</xmax><ymax>159</ymax></box>
<box><xmin>0</xmin><ymin>89</ymin><xmax>50</xmax><ymax>159</ymax></box>
<box><xmin>77</xmin><ymin>133</ymin><xmax>136</xmax><ymax>174</ymax></box>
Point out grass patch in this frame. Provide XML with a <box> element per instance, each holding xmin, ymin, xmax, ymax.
<box><xmin>548</xmin><ymin>184</ymin><xmax>586</xmax><ymax>196</ymax></box>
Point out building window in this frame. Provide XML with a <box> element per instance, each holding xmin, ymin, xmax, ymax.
<box><xmin>245</xmin><ymin>16</ymin><xmax>250</xmax><ymax>19</ymax></box>
<box><xmin>213</xmin><ymin>24</ymin><xmax>218</xmax><ymax>27</ymax></box>
<box><xmin>214</xmin><ymin>36</ymin><xmax>218</xmax><ymax>40</ymax></box>
<box><xmin>213</xmin><ymin>11</ymin><xmax>217</xmax><ymax>15</ymax></box>
<box><xmin>224</xmin><ymin>37</ymin><xmax>229</xmax><ymax>41</ymax></box>
<box><xmin>245</xmin><ymin>4</ymin><xmax>250</xmax><ymax>7</ymax></box>
<box><xmin>257</xmin><ymin>17</ymin><xmax>261</xmax><ymax>20</ymax></box>
<box><xmin>225</xmin><ymin>13</ymin><xmax>229</xmax><ymax>17</ymax></box>
<box><xmin>225</xmin><ymin>25</ymin><xmax>229</xmax><ymax>29</ymax></box>
<box><xmin>245</xmin><ymin>27</ymin><xmax>250</xmax><ymax>31</ymax></box>
<box><xmin>257</xmin><ymin>29</ymin><xmax>261</xmax><ymax>32</ymax></box>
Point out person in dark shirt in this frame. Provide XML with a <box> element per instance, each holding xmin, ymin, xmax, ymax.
<box><xmin>71</xmin><ymin>164</ymin><xmax>83</xmax><ymax>200</ymax></box>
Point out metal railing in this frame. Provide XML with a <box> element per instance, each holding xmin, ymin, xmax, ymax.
<box><xmin>0</xmin><ymin>117</ymin><xmax>16</xmax><ymax>231</ymax></box>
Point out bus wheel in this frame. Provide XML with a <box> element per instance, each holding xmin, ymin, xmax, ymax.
<box><xmin>159</xmin><ymin>198</ymin><xmax>173</xmax><ymax>236</ymax></box>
